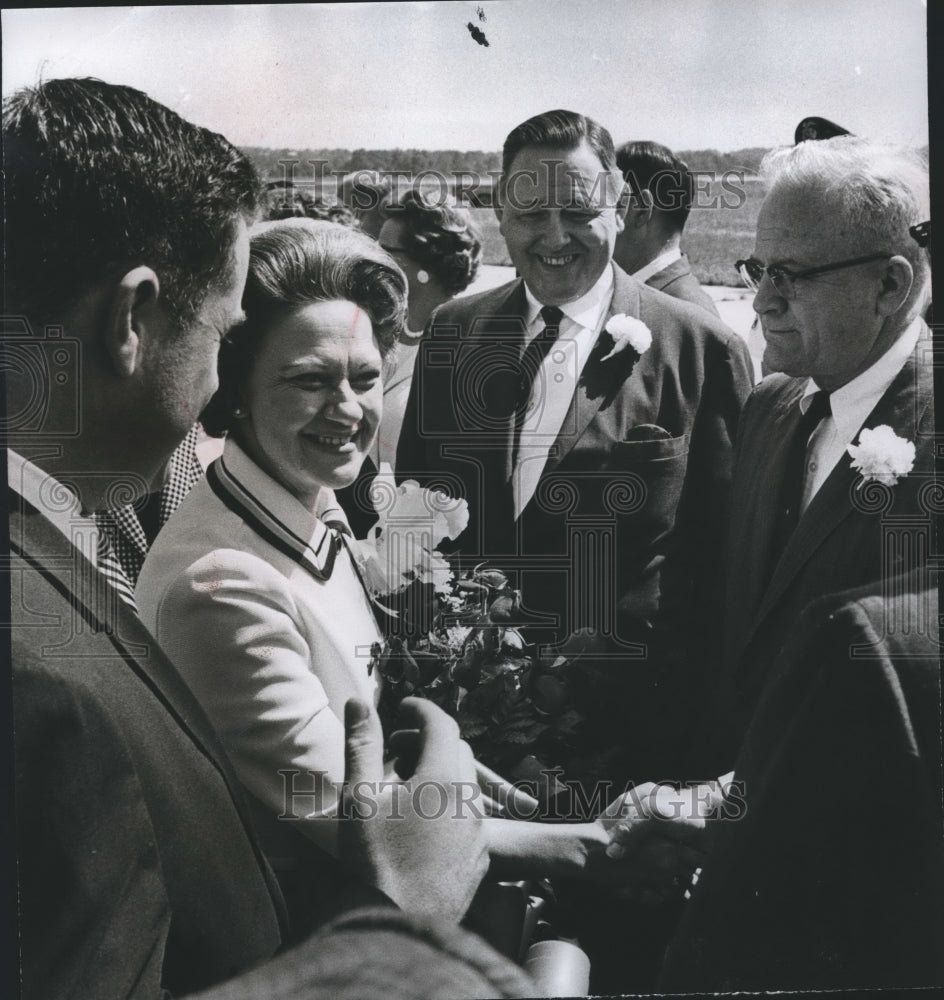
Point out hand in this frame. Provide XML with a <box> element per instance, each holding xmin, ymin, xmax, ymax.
<box><xmin>590</xmin><ymin>782</ymin><xmax>717</xmax><ymax>904</ymax></box>
<box><xmin>341</xmin><ymin>697</ymin><xmax>489</xmax><ymax>922</ymax></box>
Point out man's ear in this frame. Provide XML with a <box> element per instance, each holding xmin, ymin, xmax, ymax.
<box><xmin>493</xmin><ymin>179</ymin><xmax>505</xmax><ymax>226</ymax></box>
<box><xmin>876</xmin><ymin>256</ymin><xmax>913</xmax><ymax>317</ymax></box>
<box><xmin>630</xmin><ymin>189</ymin><xmax>655</xmax><ymax>229</ymax></box>
<box><xmin>105</xmin><ymin>266</ymin><xmax>161</xmax><ymax>376</ymax></box>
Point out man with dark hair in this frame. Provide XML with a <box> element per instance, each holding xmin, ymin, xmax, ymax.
<box><xmin>3</xmin><ymin>78</ymin><xmax>514</xmax><ymax>999</ymax></box>
<box><xmin>397</xmin><ymin>109</ymin><xmax>754</xmax><ymax>783</ymax></box>
<box><xmin>613</xmin><ymin>140</ymin><xmax>719</xmax><ymax>316</ymax></box>
<box><xmin>4</xmin><ymin>76</ymin><xmax>258</xmax><ymax>598</ymax></box>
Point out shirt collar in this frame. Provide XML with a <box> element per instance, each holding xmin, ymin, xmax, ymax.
<box><xmin>220</xmin><ymin>435</ymin><xmax>351</xmax><ymax>531</ymax></box>
<box><xmin>522</xmin><ymin>263</ymin><xmax>615</xmax><ymax>333</ymax></box>
<box><xmin>7</xmin><ymin>448</ymin><xmax>98</xmax><ymax>562</ymax></box>
<box><xmin>800</xmin><ymin>316</ymin><xmax>922</xmax><ymax>439</ymax></box>
<box><xmin>208</xmin><ymin>437</ymin><xmax>351</xmax><ymax>579</ymax></box>
<box><xmin>632</xmin><ymin>247</ymin><xmax>683</xmax><ymax>285</ymax></box>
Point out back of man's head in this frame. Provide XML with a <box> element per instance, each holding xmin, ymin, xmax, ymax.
<box><xmin>502</xmin><ymin>109</ymin><xmax>617</xmax><ymax>175</ymax></box>
<box><xmin>615</xmin><ymin>140</ymin><xmax>693</xmax><ymax>232</ymax></box>
<box><xmin>3</xmin><ymin>77</ymin><xmax>261</xmax><ymax>329</ymax></box>
<box><xmin>760</xmin><ymin>136</ymin><xmax>930</xmax><ymax>308</ymax></box>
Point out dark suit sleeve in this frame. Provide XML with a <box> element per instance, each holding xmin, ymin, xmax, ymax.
<box><xmin>662</xmin><ymin>589</ymin><xmax>944</xmax><ymax>991</ymax></box>
<box><xmin>14</xmin><ymin>645</ymin><xmax>172</xmax><ymax>1000</ymax></box>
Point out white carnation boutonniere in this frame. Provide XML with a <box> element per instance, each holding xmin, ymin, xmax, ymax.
<box><xmin>846</xmin><ymin>425</ymin><xmax>916</xmax><ymax>487</ymax></box>
<box><xmin>601</xmin><ymin>314</ymin><xmax>652</xmax><ymax>362</ymax></box>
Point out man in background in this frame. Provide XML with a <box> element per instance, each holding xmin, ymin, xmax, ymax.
<box><xmin>397</xmin><ymin>109</ymin><xmax>753</xmax><ymax>783</ymax></box>
<box><xmin>613</xmin><ymin>140</ymin><xmax>719</xmax><ymax>316</ymax></box>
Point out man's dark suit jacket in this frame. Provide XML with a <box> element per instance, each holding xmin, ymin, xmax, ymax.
<box><xmin>713</xmin><ymin>328</ymin><xmax>936</xmax><ymax>764</ymax></box>
<box><xmin>396</xmin><ymin>264</ymin><xmax>753</xmax><ymax>777</ymax></box>
<box><xmin>9</xmin><ymin>488</ymin><xmax>534</xmax><ymax>999</ymax></box>
<box><xmin>645</xmin><ymin>254</ymin><xmax>720</xmax><ymax>317</ymax></box>
<box><xmin>9</xmin><ymin>494</ymin><xmax>289</xmax><ymax>996</ymax></box>
<box><xmin>661</xmin><ymin>577</ymin><xmax>944</xmax><ymax>991</ymax></box>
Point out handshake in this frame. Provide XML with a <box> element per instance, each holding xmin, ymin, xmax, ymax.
<box><xmin>340</xmin><ymin>696</ymin><xmax>739</xmax><ymax>921</ymax></box>
<box><xmin>592</xmin><ymin>773</ymin><xmax>739</xmax><ymax>904</ymax></box>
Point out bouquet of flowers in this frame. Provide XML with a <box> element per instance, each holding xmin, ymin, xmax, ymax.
<box><xmin>352</xmin><ymin>467</ymin><xmax>587</xmax><ymax>780</ymax></box>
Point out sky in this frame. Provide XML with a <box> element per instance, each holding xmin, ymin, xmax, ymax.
<box><xmin>1</xmin><ymin>1</ymin><xmax>930</xmax><ymax>153</ymax></box>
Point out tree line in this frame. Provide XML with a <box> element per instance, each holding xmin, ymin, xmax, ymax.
<box><xmin>241</xmin><ymin>145</ymin><xmax>778</xmax><ymax>182</ymax></box>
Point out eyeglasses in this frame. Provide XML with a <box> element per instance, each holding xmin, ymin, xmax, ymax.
<box><xmin>734</xmin><ymin>252</ymin><xmax>892</xmax><ymax>298</ymax></box>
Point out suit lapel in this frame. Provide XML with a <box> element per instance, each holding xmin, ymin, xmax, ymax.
<box><xmin>728</xmin><ymin>379</ymin><xmax>807</xmax><ymax>637</ymax></box>
<box><xmin>12</xmin><ymin>501</ymin><xmax>212</xmax><ymax>742</ymax></box>
<box><xmin>491</xmin><ymin>281</ymin><xmax>530</xmax><ymax>482</ymax></box>
<box><xmin>742</xmin><ymin>341</ymin><xmax>930</xmax><ymax>659</ymax></box>
<box><xmin>455</xmin><ymin>281</ymin><xmax>528</xmax><ymax>492</ymax></box>
<box><xmin>9</xmin><ymin>496</ymin><xmax>289</xmax><ymax>928</ymax></box>
<box><xmin>538</xmin><ymin>266</ymin><xmax>644</xmax><ymax>481</ymax></box>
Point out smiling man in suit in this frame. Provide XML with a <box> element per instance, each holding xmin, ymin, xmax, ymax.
<box><xmin>613</xmin><ymin>140</ymin><xmax>720</xmax><ymax>317</ymax></box>
<box><xmin>396</xmin><ymin>109</ymin><xmax>753</xmax><ymax>782</ymax></box>
<box><xmin>713</xmin><ymin>136</ymin><xmax>935</xmax><ymax>765</ymax></box>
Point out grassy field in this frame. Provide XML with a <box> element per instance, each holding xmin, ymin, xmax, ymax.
<box><xmin>468</xmin><ymin>176</ymin><xmax>766</xmax><ymax>287</ymax></box>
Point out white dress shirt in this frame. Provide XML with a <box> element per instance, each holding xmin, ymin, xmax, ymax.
<box><xmin>514</xmin><ymin>266</ymin><xmax>615</xmax><ymax>517</ymax></box>
<box><xmin>631</xmin><ymin>246</ymin><xmax>682</xmax><ymax>285</ymax></box>
<box><xmin>800</xmin><ymin>317</ymin><xmax>922</xmax><ymax>511</ymax></box>
<box><xmin>7</xmin><ymin>449</ymin><xmax>99</xmax><ymax>567</ymax></box>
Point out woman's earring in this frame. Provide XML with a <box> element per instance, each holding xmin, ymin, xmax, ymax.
<box><xmin>416</xmin><ymin>269</ymin><xmax>430</xmax><ymax>285</ymax></box>
<box><xmin>233</xmin><ymin>406</ymin><xmax>246</xmax><ymax>418</ymax></box>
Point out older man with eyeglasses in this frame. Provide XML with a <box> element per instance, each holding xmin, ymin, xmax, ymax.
<box><xmin>712</xmin><ymin>136</ymin><xmax>935</xmax><ymax>762</ymax></box>
<box><xmin>601</xmin><ymin>136</ymin><xmax>939</xmax><ymax>995</ymax></box>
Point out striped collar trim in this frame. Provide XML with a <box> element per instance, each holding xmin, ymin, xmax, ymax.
<box><xmin>206</xmin><ymin>438</ymin><xmax>348</xmax><ymax>581</ymax></box>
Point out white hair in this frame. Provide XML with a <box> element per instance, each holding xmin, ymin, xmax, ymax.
<box><xmin>760</xmin><ymin>138</ymin><xmax>930</xmax><ymax>292</ymax></box>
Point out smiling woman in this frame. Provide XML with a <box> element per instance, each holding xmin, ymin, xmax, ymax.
<box><xmin>135</xmin><ymin>219</ymin><xmax>408</xmax><ymax>928</ymax></box>
<box><xmin>134</xmin><ymin>218</ymin><xmax>655</xmax><ymax>935</ymax></box>
<box><xmin>233</xmin><ymin>299</ymin><xmax>384</xmax><ymax>504</ymax></box>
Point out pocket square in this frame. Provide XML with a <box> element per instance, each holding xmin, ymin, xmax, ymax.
<box><xmin>623</xmin><ymin>424</ymin><xmax>672</xmax><ymax>442</ymax></box>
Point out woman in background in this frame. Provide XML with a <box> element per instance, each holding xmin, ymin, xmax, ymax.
<box><xmin>374</xmin><ymin>189</ymin><xmax>482</xmax><ymax>468</ymax></box>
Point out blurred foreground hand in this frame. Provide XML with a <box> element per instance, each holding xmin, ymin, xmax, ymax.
<box><xmin>341</xmin><ymin>697</ymin><xmax>489</xmax><ymax>922</ymax></box>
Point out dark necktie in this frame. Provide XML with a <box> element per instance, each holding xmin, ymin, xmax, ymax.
<box><xmin>514</xmin><ymin>305</ymin><xmax>563</xmax><ymax>459</ymax></box>
<box><xmin>767</xmin><ymin>389</ymin><xmax>831</xmax><ymax>578</ymax></box>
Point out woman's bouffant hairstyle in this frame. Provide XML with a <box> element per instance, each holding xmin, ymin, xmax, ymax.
<box><xmin>386</xmin><ymin>190</ymin><xmax>482</xmax><ymax>295</ymax></box>
<box><xmin>201</xmin><ymin>218</ymin><xmax>407</xmax><ymax>437</ymax></box>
